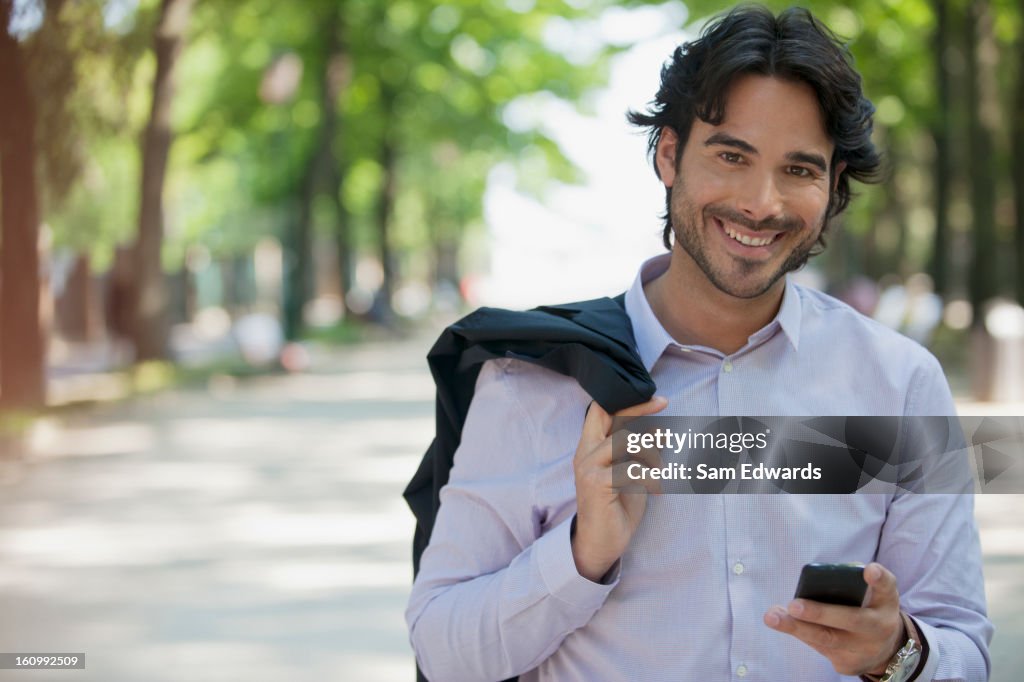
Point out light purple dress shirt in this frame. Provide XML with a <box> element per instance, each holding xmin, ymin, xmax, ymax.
<box><xmin>407</xmin><ymin>254</ymin><xmax>992</xmax><ymax>682</ymax></box>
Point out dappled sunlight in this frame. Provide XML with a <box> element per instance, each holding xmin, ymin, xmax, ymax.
<box><xmin>239</xmin><ymin>370</ymin><xmax>436</xmax><ymax>403</ymax></box>
<box><xmin>28</xmin><ymin>420</ymin><xmax>156</xmax><ymax>458</ymax></box>
<box><xmin>980</xmin><ymin>528</ymin><xmax>1024</xmax><ymax>557</ymax></box>
<box><xmin>0</xmin><ymin>520</ymin><xmax>223</xmax><ymax>568</ymax></box>
<box><xmin>218</xmin><ymin>505</ymin><xmax>412</xmax><ymax>549</ymax></box>
<box><xmin>976</xmin><ymin>496</ymin><xmax>1024</xmax><ymax>557</ymax></box>
<box><xmin>230</xmin><ymin>559</ymin><xmax>409</xmax><ymax>592</ymax></box>
<box><xmin>0</xmin><ymin>340</ymin><xmax>432</xmax><ymax>680</ymax></box>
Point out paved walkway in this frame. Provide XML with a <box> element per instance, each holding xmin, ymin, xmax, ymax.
<box><xmin>0</xmin><ymin>338</ymin><xmax>1021</xmax><ymax>680</ymax></box>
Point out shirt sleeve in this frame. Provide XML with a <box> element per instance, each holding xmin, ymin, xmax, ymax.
<box><xmin>406</xmin><ymin>359</ymin><xmax>617</xmax><ymax>682</ymax></box>
<box><xmin>878</xmin><ymin>353</ymin><xmax>993</xmax><ymax>681</ymax></box>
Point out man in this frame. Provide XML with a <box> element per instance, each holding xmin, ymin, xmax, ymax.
<box><xmin>406</xmin><ymin>6</ymin><xmax>992</xmax><ymax>681</ymax></box>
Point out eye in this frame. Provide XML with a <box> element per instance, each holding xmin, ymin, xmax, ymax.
<box><xmin>719</xmin><ymin>151</ymin><xmax>743</xmax><ymax>164</ymax></box>
<box><xmin>788</xmin><ymin>166</ymin><xmax>814</xmax><ymax>178</ymax></box>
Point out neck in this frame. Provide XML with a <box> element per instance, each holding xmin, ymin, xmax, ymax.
<box><xmin>643</xmin><ymin>246</ymin><xmax>786</xmax><ymax>355</ymax></box>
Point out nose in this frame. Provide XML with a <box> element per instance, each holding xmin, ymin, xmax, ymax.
<box><xmin>735</xmin><ymin>170</ymin><xmax>784</xmax><ymax>223</ymax></box>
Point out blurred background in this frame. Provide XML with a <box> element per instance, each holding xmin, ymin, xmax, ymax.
<box><xmin>0</xmin><ymin>0</ymin><xmax>1022</xmax><ymax>680</ymax></box>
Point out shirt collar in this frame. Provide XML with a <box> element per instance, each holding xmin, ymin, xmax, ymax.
<box><xmin>624</xmin><ymin>253</ymin><xmax>802</xmax><ymax>371</ymax></box>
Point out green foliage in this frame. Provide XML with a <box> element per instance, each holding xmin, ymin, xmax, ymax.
<box><xmin>34</xmin><ymin>0</ymin><xmax>1023</xmax><ymax>308</ymax></box>
<box><xmin>165</xmin><ymin>0</ymin><xmax>625</xmax><ymax>267</ymax></box>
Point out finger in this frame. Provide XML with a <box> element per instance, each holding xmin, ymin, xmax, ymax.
<box><xmin>578</xmin><ymin>397</ymin><xmax>668</xmax><ymax>467</ymax></box>
<box><xmin>764</xmin><ymin>606</ymin><xmax>845</xmax><ymax>652</ymax></box>
<box><xmin>863</xmin><ymin>563</ymin><xmax>899</xmax><ymax>609</ymax></box>
<box><xmin>608</xmin><ymin>430</ymin><xmax>666</xmax><ymax>468</ymax></box>
<box><xmin>580</xmin><ymin>401</ymin><xmax>614</xmax><ymax>446</ymax></box>
<box><xmin>575</xmin><ymin>433</ymin><xmax>615</xmax><ymax>472</ymax></box>
<box><xmin>611</xmin><ymin>461</ymin><xmax>662</xmax><ymax>495</ymax></box>
<box><xmin>579</xmin><ymin>428</ymin><xmax>667</xmax><ymax>475</ymax></box>
<box><xmin>606</xmin><ymin>395</ymin><xmax>671</xmax><ymax>444</ymax></box>
<box><xmin>608</xmin><ymin>396</ymin><xmax>669</xmax><ymax>432</ymax></box>
<box><xmin>630</xmin><ymin>442</ymin><xmax>666</xmax><ymax>470</ymax></box>
<box><xmin>785</xmin><ymin>599</ymin><xmax>870</xmax><ymax>633</ymax></box>
<box><xmin>612</xmin><ymin>396</ymin><xmax>669</xmax><ymax>419</ymax></box>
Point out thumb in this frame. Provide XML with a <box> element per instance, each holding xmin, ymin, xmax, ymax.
<box><xmin>863</xmin><ymin>562</ymin><xmax>899</xmax><ymax>608</ymax></box>
<box><xmin>614</xmin><ymin>396</ymin><xmax>669</xmax><ymax>419</ymax></box>
<box><xmin>581</xmin><ymin>400</ymin><xmax>613</xmax><ymax>442</ymax></box>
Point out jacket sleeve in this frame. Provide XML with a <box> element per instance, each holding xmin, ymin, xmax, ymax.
<box><xmin>879</xmin><ymin>353</ymin><xmax>993</xmax><ymax>682</ymax></box>
<box><xmin>406</xmin><ymin>359</ymin><xmax>616</xmax><ymax>681</ymax></box>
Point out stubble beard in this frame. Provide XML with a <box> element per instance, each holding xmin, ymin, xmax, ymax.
<box><xmin>668</xmin><ymin>176</ymin><xmax>827</xmax><ymax>300</ymax></box>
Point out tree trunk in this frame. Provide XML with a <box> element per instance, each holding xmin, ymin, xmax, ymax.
<box><xmin>333</xmin><ymin>164</ymin><xmax>354</xmax><ymax>316</ymax></box>
<box><xmin>965</xmin><ymin>0</ymin><xmax>1000</xmax><ymax>323</ymax></box>
<box><xmin>929</xmin><ymin>0</ymin><xmax>953</xmax><ymax>296</ymax></box>
<box><xmin>319</xmin><ymin>3</ymin><xmax>354</xmax><ymax>318</ymax></box>
<box><xmin>328</xmin><ymin>79</ymin><xmax>353</xmax><ymax>317</ymax></box>
<box><xmin>56</xmin><ymin>253</ymin><xmax>96</xmax><ymax>341</ymax></box>
<box><xmin>0</xmin><ymin>0</ymin><xmax>46</xmax><ymax>409</ymax></box>
<box><xmin>375</xmin><ymin>86</ymin><xmax>398</xmax><ymax>322</ymax></box>
<box><xmin>284</xmin><ymin>2</ymin><xmax>352</xmax><ymax>337</ymax></box>
<box><xmin>1014</xmin><ymin>31</ymin><xmax>1024</xmax><ymax>303</ymax></box>
<box><xmin>132</xmin><ymin>0</ymin><xmax>193</xmax><ymax>360</ymax></box>
<box><xmin>283</xmin><ymin>181</ymin><xmax>314</xmax><ymax>341</ymax></box>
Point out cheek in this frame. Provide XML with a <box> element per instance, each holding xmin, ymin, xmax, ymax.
<box><xmin>786</xmin><ymin>185</ymin><xmax>832</xmax><ymax>222</ymax></box>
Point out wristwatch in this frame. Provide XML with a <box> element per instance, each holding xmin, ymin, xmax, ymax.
<box><xmin>878</xmin><ymin>636</ymin><xmax>921</xmax><ymax>682</ymax></box>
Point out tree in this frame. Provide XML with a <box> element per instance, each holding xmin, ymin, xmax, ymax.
<box><xmin>929</xmin><ymin>0</ymin><xmax>954</xmax><ymax>295</ymax></box>
<box><xmin>132</xmin><ymin>0</ymin><xmax>194</xmax><ymax>360</ymax></box>
<box><xmin>0</xmin><ymin>0</ymin><xmax>46</xmax><ymax>409</ymax></box>
<box><xmin>965</xmin><ymin>0</ymin><xmax>1000</xmax><ymax>319</ymax></box>
<box><xmin>1014</xmin><ymin>16</ymin><xmax>1024</xmax><ymax>302</ymax></box>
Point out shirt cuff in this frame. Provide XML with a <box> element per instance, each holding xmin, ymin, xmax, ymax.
<box><xmin>859</xmin><ymin>612</ymin><xmax>932</xmax><ymax>682</ymax></box>
<box><xmin>534</xmin><ymin>515</ymin><xmax>620</xmax><ymax>610</ymax></box>
<box><xmin>906</xmin><ymin>615</ymin><xmax>939</xmax><ymax>682</ymax></box>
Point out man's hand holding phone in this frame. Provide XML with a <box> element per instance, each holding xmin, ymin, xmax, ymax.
<box><xmin>764</xmin><ymin>562</ymin><xmax>906</xmax><ymax>677</ymax></box>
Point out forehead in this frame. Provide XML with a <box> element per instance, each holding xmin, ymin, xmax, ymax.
<box><xmin>691</xmin><ymin>74</ymin><xmax>834</xmax><ymax>157</ymax></box>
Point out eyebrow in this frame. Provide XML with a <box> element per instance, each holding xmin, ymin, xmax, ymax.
<box><xmin>703</xmin><ymin>133</ymin><xmax>828</xmax><ymax>173</ymax></box>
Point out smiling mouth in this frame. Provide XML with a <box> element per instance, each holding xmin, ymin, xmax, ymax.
<box><xmin>714</xmin><ymin>216</ymin><xmax>780</xmax><ymax>247</ymax></box>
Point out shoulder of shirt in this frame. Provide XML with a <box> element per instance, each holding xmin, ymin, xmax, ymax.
<box><xmin>477</xmin><ymin>356</ymin><xmax>591</xmax><ymax>410</ymax></box>
<box><xmin>480</xmin><ymin>355</ymin><xmax>589</xmax><ymax>388</ymax></box>
<box><xmin>790</xmin><ymin>282</ymin><xmax>943</xmax><ymax>373</ymax></box>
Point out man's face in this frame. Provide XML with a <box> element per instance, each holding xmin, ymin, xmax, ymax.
<box><xmin>655</xmin><ymin>74</ymin><xmax>841</xmax><ymax>300</ymax></box>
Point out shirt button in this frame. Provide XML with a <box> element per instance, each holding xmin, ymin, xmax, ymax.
<box><xmin>733</xmin><ymin>562</ymin><xmax>744</xmax><ymax>575</ymax></box>
<box><xmin>736</xmin><ymin>664</ymin><xmax>748</xmax><ymax>677</ymax></box>
<box><xmin>723</xmin><ymin>361</ymin><xmax>734</xmax><ymax>372</ymax></box>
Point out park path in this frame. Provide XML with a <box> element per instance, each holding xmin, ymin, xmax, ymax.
<box><xmin>0</xmin><ymin>337</ymin><xmax>435</xmax><ymax>681</ymax></box>
<box><xmin>0</xmin><ymin>336</ymin><xmax>1022</xmax><ymax>681</ymax></box>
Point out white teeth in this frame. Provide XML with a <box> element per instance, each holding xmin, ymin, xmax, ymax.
<box><xmin>723</xmin><ymin>224</ymin><xmax>775</xmax><ymax>247</ymax></box>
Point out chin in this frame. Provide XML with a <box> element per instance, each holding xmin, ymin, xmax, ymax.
<box><xmin>713</xmin><ymin>277</ymin><xmax>782</xmax><ymax>300</ymax></box>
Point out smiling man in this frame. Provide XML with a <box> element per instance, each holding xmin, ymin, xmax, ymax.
<box><xmin>407</xmin><ymin>6</ymin><xmax>992</xmax><ymax>682</ymax></box>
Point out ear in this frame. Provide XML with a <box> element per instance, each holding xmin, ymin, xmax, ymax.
<box><xmin>832</xmin><ymin>160</ymin><xmax>847</xmax><ymax>192</ymax></box>
<box><xmin>655</xmin><ymin>127</ymin><xmax>680</xmax><ymax>188</ymax></box>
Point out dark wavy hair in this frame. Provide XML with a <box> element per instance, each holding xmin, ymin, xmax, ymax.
<box><xmin>628</xmin><ymin>5</ymin><xmax>883</xmax><ymax>251</ymax></box>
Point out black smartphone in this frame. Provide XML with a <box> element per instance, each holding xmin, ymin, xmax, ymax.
<box><xmin>794</xmin><ymin>563</ymin><xmax>868</xmax><ymax>607</ymax></box>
